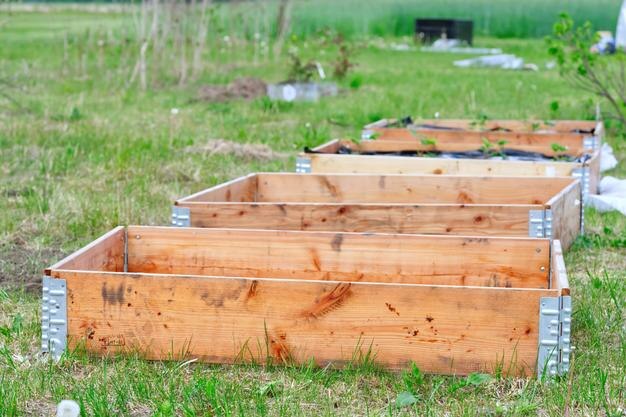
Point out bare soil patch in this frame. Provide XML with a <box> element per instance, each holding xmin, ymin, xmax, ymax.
<box><xmin>0</xmin><ymin>242</ymin><xmax>66</xmax><ymax>291</ymax></box>
<box><xmin>197</xmin><ymin>77</ymin><xmax>267</xmax><ymax>102</ymax></box>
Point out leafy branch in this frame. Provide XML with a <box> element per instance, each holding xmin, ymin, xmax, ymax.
<box><xmin>547</xmin><ymin>13</ymin><xmax>626</xmax><ymax>124</ymax></box>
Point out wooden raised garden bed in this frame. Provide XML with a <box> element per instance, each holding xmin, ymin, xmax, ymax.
<box><xmin>298</xmin><ymin>139</ymin><xmax>600</xmax><ymax>197</ymax></box>
<box><xmin>363</xmin><ymin>118</ymin><xmax>604</xmax><ymax>153</ymax></box>
<box><xmin>43</xmin><ymin>226</ymin><xmax>572</xmax><ymax>377</ymax></box>
<box><xmin>172</xmin><ymin>173</ymin><xmax>581</xmax><ymax>250</ymax></box>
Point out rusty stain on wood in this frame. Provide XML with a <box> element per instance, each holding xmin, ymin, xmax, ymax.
<box><xmin>301</xmin><ymin>282</ymin><xmax>352</xmax><ymax>319</ymax></box>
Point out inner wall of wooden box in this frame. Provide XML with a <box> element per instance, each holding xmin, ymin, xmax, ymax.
<box><xmin>313</xmin><ymin>138</ymin><xmax>592</xmax><ymax>159</ymax></box>
<box><xmin>180</xmin><ymin>173</ymin><xmax>576</xmax><ymax>205</ymax></box>
<box><xmin>399</xmin><ymin>119</ymin><xmax>600</xmax><ymax>134</ymax></box>
<box><xmin>357</xmin><ymin>130</ymin><xmax>589</xmax><ymax>157</ymax></box>
<box><xmin>404</xmin><ymin>118</ymin><xmax>603</xmax><ymax>134</ymax></box>
<box><xmin>50</xmin><ymin>226</ymin><xmax>553</xmax><ymax>289</ymax></box>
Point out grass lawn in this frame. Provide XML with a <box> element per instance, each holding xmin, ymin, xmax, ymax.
<box><xmin>1</xmin><ymin>7</ymin><xmax>625</xmax><ymax>417</ymax></box>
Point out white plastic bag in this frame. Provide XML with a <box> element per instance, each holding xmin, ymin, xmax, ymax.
<box><xmin>600</xmin><ymin>142</ymin><xmax>618</xmax><ymax>172</ymax></box>
<box><xmin>586</xmin><ymin>176</ymin><xmax>626</xmax><ymax>215</ymax></box>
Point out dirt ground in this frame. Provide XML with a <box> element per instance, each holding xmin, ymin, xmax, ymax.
<box><xmin>196</xmin><ymin>77</ymin><xmax>267</xmax><ymax>102</ymax></box>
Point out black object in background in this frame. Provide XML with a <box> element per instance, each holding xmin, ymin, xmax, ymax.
<box><xmin>415</xmin><ymin>19</ymin><xmax>473</xmax><ymax>45</ymax></box>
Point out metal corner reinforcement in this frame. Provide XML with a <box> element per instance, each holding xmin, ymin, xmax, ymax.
<box><xmin>295</xmin><ymin>157</ymin><xmax>312</xmax><ymax>173</ymax></box>
<box><xmin>42</xmin><ymin>276</ymin><xmax>67</xmax><ymax>361</ymax></box>
<box><xmin>537</xmin><ymin>295</ymin><xmax>572</xmax><ymax>378</ymax></box>
<box><xmin>171</xmin><ymin>206</ymin><xmax>191</xmax><ymax>227</ymax></box>
<box><xmin>528</xmin><ymin>209</ymin><xmax>553</xmax><ymax>239</ymax></box>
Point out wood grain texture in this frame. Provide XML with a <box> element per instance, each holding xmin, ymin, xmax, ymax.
<box><xmin>180</xmin><ymin>202</ymin><xmax>536</xmax><ymax>237</ymax></box>
<box><xmin>547</xmin><ymin>180</ymin><xmax>582</xmax><ymax>250</ymax></box>
<box><xmin>366</xmin><ymin>119</ymin><xmax>602</xmax><ymax>135</ymax></box>
<box><xmin>303</xmin><ymin>152</ymin><xmax>582</xmax><ymax>177</ymax></box>
<box><xmin>51</xmin><ymin>270</ymin><xmax>558</xmax><ymax>375</ymax></box>
<box><xmin>179</xmin><ymin>174</ymin><xmax>257</xmax><ymax>203</ymax></box>
<box><xmin>358</xmin><ymin>134</ymin><xmax>586</xmax><ymax>157</ymax></box>
<box><xmin>551</xmin><ymin>240</ymin><xmax>570</xmax><ymax>295</ymax></box>
<box><xmin>251</xmin><ymin>173</ymin><xmax>574</xmax><ymax>205</ymax></box>
<box><xmin>45</xmin><ymin>226</ymin><xmax>125</xmax><ymax>274</ymax></box>
<box><xmin>125</xmin><ymin>226</ymin><xmax>551</xmax><ymax>289</ymax></box>
<box><xmin>586</xmin><ymin>151</ymin><xmax>601</xmax><ymax>195</ymax></box>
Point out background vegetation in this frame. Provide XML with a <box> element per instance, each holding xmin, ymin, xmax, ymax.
<box><xmin>4</xmin><ymin>0</ymin><xmax>625</xmax><ymax>39</ymax></box>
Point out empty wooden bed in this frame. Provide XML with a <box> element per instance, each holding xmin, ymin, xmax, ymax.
<box><xmin>43</xmin><ymin>226</ymin><xmax>571</xmax><ymax>377</ymax></box>
<box><xmin>173</xmin><ymin>173</ymin><xmax>582</xmax><ymax>249</ymax></box>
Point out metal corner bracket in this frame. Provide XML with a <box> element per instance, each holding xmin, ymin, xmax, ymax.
<box><xmin>582</xmin><ymin>135</ymin><xmax>599</xmax><ymax>151</ymax></box>
<box><xmin>537</xmin><ymin>295</ymin><xmax>572</xmax><ymax>378</ymax></box>
<box><xmin>42</xmin><ymin>276</ymin><xmax>67</xmax><ymax>361</ymax></box>
<box><xmin>361</xmin><ymin>129</ymin><xmax>374</xmax><ymax>140</ymax></box>
<box><xmin>528</xmin><ymin>209</ymin><xmax>553</xmax><ymax>238</ymax></box>
<box><xmin>295</xmin><ymin>156</ymin><xmax>312</xmax><ymax>173</ymax></box>
<box><xmin>171</xmin><ymin>206</ymin><xmax>190</xmax><ymax>227</ymax></box>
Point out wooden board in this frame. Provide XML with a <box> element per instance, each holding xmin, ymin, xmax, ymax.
<box><xmin>365</xmin><ymin>118</ymin><xmax>603</xmax><ymax>135</ymax></box>
<box><xmin>551</xmin><ymin>240</ymin><xmax>570</xmax><ymax>295</ymax></box>
<box><xmin>181</xmin><ymin>173</ymin><xmax>257</xmax><ymax>203</ymax></box>
<box><xmin>180</xmin><ymin>173</ymin><xmax>574</xmax><ymax>205</ymax></box>
<box><xmin>177</xmin><ymin>173</ymin><xmax>581</xmax><ymax>249</ymax></box>
<box><xmin>304</xmin><ymin>140</ymin><xmax>599</xmax><ymax>195</ymax></box>
<box><xmin>546</xmin><ymin>180</ymin><xmax>582</xmax><ymax>251</ymax></box>
<box><xmin>46</xmin><ymin>227</ymin><xmax>568</xmax><ymax>375</ymax></box>
<box><xmin>357</xmin><ymin>134</ymin><xmax>586</xmax><ymax>157</ymax></box>
<box><xmin>179</xmin><ymin>202</ymin><xmax>537</xmax><ymax>237</ymax></box>
<box><xmin>45</xmin><ymin>226</ymin><xmax>125</xmax><ymax>274</ymax></box>
<box><xmin>52</xmin><ymin>270</ymin><xmax>556</xmax><ymax>376</ymax></box>
<box><xmin>587</xmin><ymin>151</ymin><xmax>601</xmax><ymax>195</ymax></box>
<box><xmin>303</xmin><ymin>152</ymin><xmax>578</xmax><ymax>176</ymax></box>
<box><xmin>124</xmin><ymin>227</ymin><xmax>551</xmax><ymax>288</ymax></box>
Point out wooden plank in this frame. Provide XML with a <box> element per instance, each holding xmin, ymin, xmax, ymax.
<box><xmin>546</xmin><ymin>180</ymin><xmax>582</xmax><ymax>250</ymax></box>
<box><xmin>551</xmin><ymin>240</ymin><xmax>570</xmax><ymax>295</ymax></box>
<box><xmin>311</xmin><ymin>139</ymin><xmax>353</xmax><ymax>153</ymax></box>
<box><xmin>254</xmin><ymin>173</ymin><xmax>574</xmax><ymax>205</ymax></box>
<box><xmin>180</xmin><ymin>202</ymin><xmax>537</xmax><ymax>237</ymax></box>
<box><xmin>178</xmin><ymin>173</ymin><xmax>257</xmax><ymax>203</ymax></box>
<box><xmin>310</xmin><ymin>138</ymin><xmax>342</xmax><ymax>153</ymax></box>
<box><xmin>125</xmin><ymin>226</ymin><xmax>551</xmax><ymax>289</ymax></box>
<box><xmin>52</xmin><ymin>270</ymin><xmax>558</xmax><ymax>375</ymax></box>
<box><xmin>304</xmin><ymin>152</ymin><xmax>581</xmax><ymax>177</ymax></box>
<box><xmin>358</xmin><ymin>134</ymin><xmax>586</xmax><ymax>157</ymax></box>
<box><xmin>371</xmin><ymin>119</ymin><xmax>601</xmax><ymax>134</ymax></box>
<box><xmin>45</xmin><ymin>226</ymin><xmax>125</xmax><ymax>274</ymax></box>
<box><xmin>586</xmin><ymin>151</ymin><xmax>601</xmax><ymax>195</ymax></box>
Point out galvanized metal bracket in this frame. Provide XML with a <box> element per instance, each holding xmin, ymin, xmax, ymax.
<box><xmin>559</xmin><ymin>296</ymin><xmax>572</xmax><ymax>375</ymax></box>
<box><xmin>295</xmin><ymin>156</ymin><xmax>312</xmax><ymax>173</ymax></box>
<box><xmin>42</xmin><ymin>276</ymin><xmax>67</xmax><ymax>362</ymax></box>
<box><xmin>537</xmin><ymin>295</ymin><xmax>572</xmax><ymax>378</ymax></box>
<box><xmin>583</xmin><ymin>135</ymin><xmax>600</xmax><ymax>151</ymax></box>
<box><xmin>361</xmin><ymin>129</ymin><xmax>374</xmax><ymax>140</ymax></box>
<box><xmin>528</xmin><ymin>209</ymin><xmax>553</xmax><ymax>239</ymax></box>
<box><xmin>171</xmin><ymin>206</ymin><xmax>191</xmax><ymax>227</ymax></box>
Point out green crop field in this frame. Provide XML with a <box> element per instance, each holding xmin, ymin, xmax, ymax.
<box><xmin>0</xmin><ymin>3</ymin><xmax>625</xmax><ymax>416</ymax></box>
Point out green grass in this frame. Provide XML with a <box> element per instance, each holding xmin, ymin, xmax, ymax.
<box><xmin>1</xmin><ymin>7</ymin><xmax>626</xmax><ymax>417</ymax></box>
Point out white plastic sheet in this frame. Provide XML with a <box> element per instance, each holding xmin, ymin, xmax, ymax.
<box><xmin>586</xmin><ymin>176</ymin><xmax>626</xmax><ymax>215</ymax></box>
<box><xmin>453</xmin><ymin>54</ymin><xmax>531</xmax><ymax>70</ymax></box>
<box><xmin>600</xmin><ymin>142</ymin><xmax>619</xmax><ymax>172</ymax></box>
